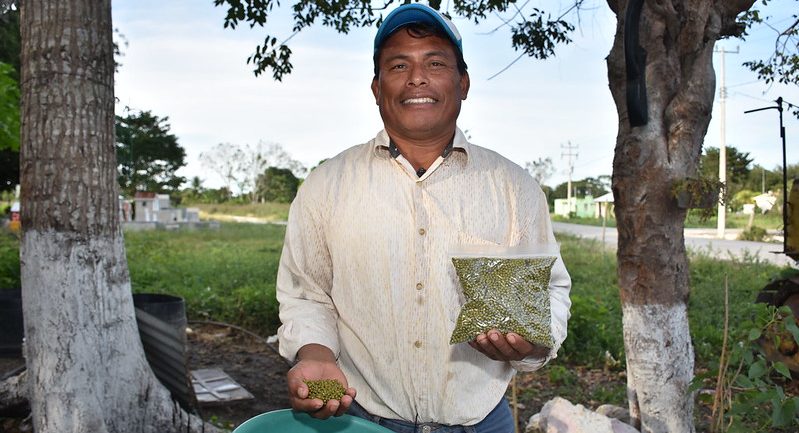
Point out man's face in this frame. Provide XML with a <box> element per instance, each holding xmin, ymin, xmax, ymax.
<box><xmin>371</xmin><ymin>29</ymin><xmax>470</xmax><ymax>143</ymax></box>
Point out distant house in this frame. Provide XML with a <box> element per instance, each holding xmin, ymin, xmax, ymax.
<box><xmin>593</xmin><ymin>192</ymin><xmax>615</xmax><ymax>220</ymax></box>
<box><xmin>554</xmin><ymin>195</ymin><xmax>597</xmax><ymax>218</ymax></box>
<box><xmin>132</xmin><ymin>192</ymin><xmax>199</xmax><ymax>223</ymax></box>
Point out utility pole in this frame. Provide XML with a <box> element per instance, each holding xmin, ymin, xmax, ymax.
<box><xmin>715</xmin><ymin>45</ymin><xmax>738</xmax><ymax>239</ymax></box>
<box><xmin>745</xmin><ymin>97</ymin><xmax>789</xmax><ymax>254</ymax></box>
<box><xmin>561</xmin><ymin>141</ymin><xmax>578</xmax><ymax>215</ymax></box>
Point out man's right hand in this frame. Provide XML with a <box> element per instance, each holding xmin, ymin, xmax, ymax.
<box><xmin>287</xmin><ymin>344</ymin><xmax>357</xmax><ymax>419</ymax></box>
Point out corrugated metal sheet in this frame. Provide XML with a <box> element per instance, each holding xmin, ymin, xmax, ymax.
<box><xmin>135</xmin><ymin>307</ymin><xmax>198</xmax><ymax>411</ymax></box>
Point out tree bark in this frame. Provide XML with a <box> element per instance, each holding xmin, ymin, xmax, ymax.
<box><xmin>19</xmin><ymin>2</ymin><xmax>220</xmax><ymax>432</ymax></box>
<box><xmin>606</xmin><ymin>1</ymin><xmax>754</xmax><ymax>432</ymax></box>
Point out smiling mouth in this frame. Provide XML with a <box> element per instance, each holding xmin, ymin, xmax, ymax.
<box><xmin>402</xmin><ymin>97</ymin><xmax>437</xmax><ymax>105</ymax></box>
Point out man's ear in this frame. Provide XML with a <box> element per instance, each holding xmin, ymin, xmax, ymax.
<box><xmin>371</xmin><ymin>77</ymin><xmax>380</xmax><ymax>105</ymax></box>
<box><xmin>460</xmin><ymin>71</ymin><xmax>470</xmax><ymax>100</ymax></box>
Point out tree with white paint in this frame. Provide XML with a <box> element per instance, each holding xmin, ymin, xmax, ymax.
<box><xmin>14</xmin><ymin>1</ymin><xmax>221</xmax><ymax>431</ymax></box>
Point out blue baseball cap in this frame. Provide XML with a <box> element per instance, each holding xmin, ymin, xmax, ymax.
<box><xmin>373</xmin><ymin>3</ymin><xmax>463</xmax><ymax>54</ymax></box>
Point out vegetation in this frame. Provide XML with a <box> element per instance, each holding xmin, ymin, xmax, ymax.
<box><xmin>1</xmin><ymin>219</ymin><xmax>796</xmax><ymax>429</ymax></box>
<box><xmin>125</xmin><ymin>223</ymin><xmax>286</xmax><ymax>334</ymax></box>
<box><xmin>116</xmin><ymin>108</ymin><xmax>188</xmax><ymax>196</ymax></box>
<box><xmin>554</xmin><ymin>210</ymin><xmax>785</xmax><ymax>232</ymax></box>
<box><xmin>255</xmin><ymin>167</ymin><xmax>300</xmax><ymax>204</ymax></box>
<box><xmin>198</xmin><ymin>141</ymin><xmax>306</xmax><ymax>203</ymax></box>
<box><xmin>192</xmin><ymin>202</ymin><xmax>290</xmax><ymax>222</ymax></box>
<box><xmin>738</xmin><ymin>226</ymin><xmax>769</xmax><ymax>242</ymax></box>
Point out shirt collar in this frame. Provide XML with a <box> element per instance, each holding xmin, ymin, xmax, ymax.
<box><xmin>373</xmin><ymin>128</ymin><xmax>471</xmax><ymax>159</ymax></box>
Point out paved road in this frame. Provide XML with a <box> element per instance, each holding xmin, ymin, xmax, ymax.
<box><xmin>552</xmin><ymin>222</ymin><xmax>797</xmax><ymax>268</ymax></box>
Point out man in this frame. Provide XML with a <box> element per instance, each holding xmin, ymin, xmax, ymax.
<box><xmin>276</xmin><ymin>3</ymin><xmax>571</xmax><ymax>432</ymax></box>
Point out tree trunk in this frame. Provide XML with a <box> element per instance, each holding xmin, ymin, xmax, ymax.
<box><xmin>606</xmin><ymin>1</ymin><xmax>754</xmax><ymax>432</ymax></box>
<box><xmin>19</xmin><ymin>2</ymin><xmax>220</xmax><ymax>432</ymax></box>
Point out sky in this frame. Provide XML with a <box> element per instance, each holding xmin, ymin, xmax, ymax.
<box><xmin>111</xmin><ymin>0</ymin><xmax>799</xmax><ymax>191</ymax></box>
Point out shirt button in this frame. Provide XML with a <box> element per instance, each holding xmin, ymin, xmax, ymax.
<box><xmin>414</xmin><ymin>340</ymin><xmax>422</xmax><ymax>348</ymax></box>
<box><xmin>422</xmin><ymin>426</ymin><xmax>431</xmax><ymax>433</ymax></box>
<box><xmin>416</xmin><ymin>282</ymin><xmax>424</xmax><ymax>290</ymax></box>
<box><xmin>418</xmin><ymin>228</ymin><xmax>426</xmax><ymax>235</ymax></box>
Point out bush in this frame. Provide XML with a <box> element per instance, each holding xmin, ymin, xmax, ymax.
<box><xmin>739</xmin><ymin>225</ymin><xmax>769</xmax><ymax>242</ymax></box>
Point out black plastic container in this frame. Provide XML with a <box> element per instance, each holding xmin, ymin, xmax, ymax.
<box><xmin>0</xmin><ymin>288</ymin><xmax>23</xmax><ymax>357</ymax></box>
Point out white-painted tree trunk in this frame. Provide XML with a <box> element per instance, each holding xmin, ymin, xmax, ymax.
<box><xmin>18</xmin><ymin>1</ymin><xmax>222</xmax><ymax>431</ymax></box>
<box><xmin>622</xmin><ymin>304</ymin><xmax>695</xmax><ymax>433</ymax></box>
<box><xmin>605</xmin><ymin>1</ymin><xmax>755</xmax><ymax>432</ymax></box>
<box><xmin>21</xmin><ymin>233</ymin><xmax>214</xmax><ymax>432</ymax></box>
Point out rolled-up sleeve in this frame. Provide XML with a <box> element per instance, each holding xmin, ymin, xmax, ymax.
<box><xmin>276</xmin><ymin>182</ymin><xmax>340</xmax><ymax>363</ymax></box>
<box><xmin>511</xmin><ymin>183</ymin><xmax>572</xmax><ymax>372</ymax></box>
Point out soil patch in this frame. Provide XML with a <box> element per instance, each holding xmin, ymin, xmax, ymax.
<box><xmin>185</xmin><ymin>322</ymin><xmax>291</xmax><ymax>429</ymax></box>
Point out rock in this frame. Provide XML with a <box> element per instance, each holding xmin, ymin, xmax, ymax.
<box><xmin>596</xmin><ymin>404</ymin><xmax>631</xmax><ymax>424</ymax></box>
<box><xmin>525</xmin><ymin>397</ymin><xmax>639</xmax><ymax>433</ymax></box>
<box><xmin>526</xmin><ymin>413</ymin><xmax>544</xmax><ymax>433</ymax></box>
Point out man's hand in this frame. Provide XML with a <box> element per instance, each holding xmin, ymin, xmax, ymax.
<box><xmin>469</xmin><ymin>329</ymin><xmax>549</xmax><ymax>362</ymax></box>
<box><xmin>287</xmin><ymin>344</ymin><xmax>357</xmax><ymax>419</ymax></box>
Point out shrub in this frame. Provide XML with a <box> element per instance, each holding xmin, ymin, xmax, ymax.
<box><xmin>738</xmin><ymin>225</ymin><xmax>769</xmax><ymax>242</ymax></box>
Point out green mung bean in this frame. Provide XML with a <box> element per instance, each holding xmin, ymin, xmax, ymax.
<box><xmin>449</xmin><ymin>256</ymin><xmax>556</xmax><ymax>347</ymax></box>
<box><xmin>304</xmin><ymin>379</ymin><xmax>346</xmax><ymax>403</ymax></box>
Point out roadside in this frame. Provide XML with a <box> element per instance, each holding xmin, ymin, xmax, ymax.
<box><xmin>552</xmin><ymin>222</ymin><xmax>796</xmax><ymax>268</ymax></box>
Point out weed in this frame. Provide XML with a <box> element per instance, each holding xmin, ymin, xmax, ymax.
<box><xmin>547</xmin><ymin>365</ymin><xmax>578</xmax><ymax>386</ymax></box>
<box><xmin>0</xmin><ymin>229</ymin><xmax>20</xmax><ymax>288</ymax></box>
<box><xmin>738</xmin><ymin>226</ymin><xmax>769</xmax><ymax>242</ymax></box>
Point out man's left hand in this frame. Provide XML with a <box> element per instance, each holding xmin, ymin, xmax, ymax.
<box><xmin>469</xmin><ymin>329</ymin><xmax>549</xmax><ymax>362</ymax></box>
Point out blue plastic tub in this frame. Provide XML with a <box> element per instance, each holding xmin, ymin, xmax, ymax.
<box><xmin>233</xmin><ymin>409</ymin><xmax>394</xmax><ymax>433</ymax></box>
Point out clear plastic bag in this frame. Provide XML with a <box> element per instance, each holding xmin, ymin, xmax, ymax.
<box><xmin>449</xmin><ymin>245</ymin><xmax>558</xmax><ymax>347</ymax></box>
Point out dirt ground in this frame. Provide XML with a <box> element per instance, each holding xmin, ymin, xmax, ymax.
<box><xmin>0</xmin><ymin>323</ymin><xmax>630</xmax><ymax>432</ymax></box>
<box><xmin>184</xmin><ymin>322</ymin><xmax>291</xmax><ymax>430</ymax></box>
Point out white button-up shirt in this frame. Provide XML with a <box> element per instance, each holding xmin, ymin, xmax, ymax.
<box><xmin>277</xmin><ymin>128</ymin><xmax>571</xmax><ymax>425</ymax></box>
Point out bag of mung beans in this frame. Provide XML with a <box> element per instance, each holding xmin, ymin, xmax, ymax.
<box><xmin>449</xmin><ymin>245</ymin><xmax>558</xmax><ymax>348</ymax></box>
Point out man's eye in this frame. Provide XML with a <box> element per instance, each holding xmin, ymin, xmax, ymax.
<box><xmin>431</xmin><ymin>61</ymin><xmax>446</xmax><ymax>67</ymax></box>
<box><xmin>390</xmin><ymin>64</ymin><xmax>406</xmax><ymax>70</ymax></box>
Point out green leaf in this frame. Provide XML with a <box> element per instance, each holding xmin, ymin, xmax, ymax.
<box><xmin>748</xmin><ymin>359</ymin><xmax>767</xmax><ymax>379</ymax></box>
<box><xmin>774</xmin><ymin>361</ymin><xmax>792</xmax><ymax>379</ymax></box>
<box><xmin>772</xmin><ymin>396</ymin><xmax>797</xmax><ymax>427</ymax></box>
<box><xmin>735</xmin><ymin>374</ymin><xmax>754</xmax><ymax>388</ymax></box>
<box><xmin>786</xmin><ymin>319</ymin><xmax>799</xmax><ymax>343</ymax></box>
<box><xmin>743</xmin><ymin>349</ymin><xmax>754</xmax><ymax>364</ymax></box>
<box><xmin>688</xmin><ymin>375</ymin><xmax>707</xmax><ymax>393</ymax></box>
<box><xmin>747</xmin><ymin>327</ymin><xmax>762</xmax><ymax>341</ymax></box>
<box><xmin>697</xmin><ymin>392</ymin><xmax>713</xmax><ymax>404</ymax></box>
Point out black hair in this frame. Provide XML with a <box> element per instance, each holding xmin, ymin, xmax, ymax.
<box><xmin>373</xmin><ymin>22</ymin><xmax>468</xmax><ymax>78</ymax></box>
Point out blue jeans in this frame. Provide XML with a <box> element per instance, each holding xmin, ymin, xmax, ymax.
<box><xmin>347</xmin><ymin>397</ymin><xmax>515</xmax><ymax>433</ymax></box>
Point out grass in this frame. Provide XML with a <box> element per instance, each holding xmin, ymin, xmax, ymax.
<box><xmin>122</xmin><ymin>222</ymin><xmax>286</xmax><ymax>335</ymax></box>
<box><xmin>0</xmin><ymin>229</ymin><xmax>20</xmax><ymax>288</ymax></box>
<box><xmin>1</xmin><ymin>221</ymin><xmax>787</xmax><ymax>369</ymax></box>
